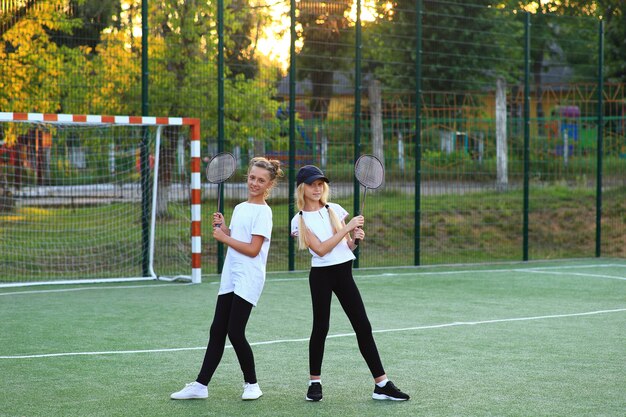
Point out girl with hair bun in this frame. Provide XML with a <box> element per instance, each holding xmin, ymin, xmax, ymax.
<box><xmin>171</xmin><ymin>157</ymin><xmax>283</xmax><ymax>401</ymax></box>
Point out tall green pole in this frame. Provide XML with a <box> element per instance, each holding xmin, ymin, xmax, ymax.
<box><xmin>595</xmin><ymin>19</ymin><xmax>604</xmax><ymax>257</ymax></box>
<box><xmin>217</xmin><ymin>0</ymin><xmax>225</xmax><ymax>273</ymax></box>
<box><xmin>414</xmin><ymin>0</ymin><xmax>422</xmax><ymax>266</ymax></box>
<box><xmin>353</xmin><ymin>0</ymin><xmax>362</xmax><ymax>268</ymax></box>
<box><xmin>140</xmin><ymin>0</ymin><xmax>150</xmax><ymax>276</ymax></box>
<box><xmin>141</xmin><ymin>1</ymin><xmax>148</xmax><ymax>117</ymax></box>
<box><xmin>288</xmin><ymin>0</ymin><xmax>296</xmax><ymax>271</ymax></box>
<box><xmin>217</xmin><ymin>0</ymin><xmax>225</xmax><ymax>155</ymax></box>
<box><xmin>523</xmin><ymin>12</ymin><xmax>530</xmax><ymax>262</ymax></box>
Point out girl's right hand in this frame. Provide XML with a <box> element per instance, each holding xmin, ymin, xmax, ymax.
<box><xmin>347</xmin><ymin>215</ymin><xmax>364</xmax><ymax>231</ymax></box>
<box><xmin>213</xmin><ymin>212</ymin><xmax>225</xmax><ymax>229</ymax></box>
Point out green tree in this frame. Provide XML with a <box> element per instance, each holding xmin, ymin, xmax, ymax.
<box><xmin>507</xmin><ymin>0</ymin><xmax>623</xmax><ymax>131</ymax></box>
<box><xmin>64</xmin><ymin>30</ymin><xmax>141</xmax><ymax>115</ymax></box>
<box><xmin>552</xmin><ymin>0</ymin><xmax>624</xmax><ymax>82</ymax></box>
<box><xmin>48</xmin><ymin>0</ymin><xmax>122</xmax><ymax>49</ymax></box>
<box><xmin>0</xmin><ymin>0</ymin><xmax>39</xmax><ymax>37</ymax></box>
<box><xmin>57</xmin><ymin>0</ymin><xmax>141</xmax><ymax>115</ymax></box>
<box><xmin>603</xmin><ymin>4</ymin><xmax>625</xmax><ymax>81</ymax></box>
<box><xmin>136</xmin><ymin>0</ymin><xmax>280</xmax><ymax>213</ymax></box>
<box><xmin>297</xmin><ymin>0</ymin><xmax>354</xmax><ymax>120</ymax></box>
<box><xmin>146</xmin><ymin>0</ymin><xmax>280</xmax><ymax>147</ymax></box>
<box><xmin>224</xmin><ymin>0</ymin><xmax>259</xmax><ymax>80</ymax></box>
<box><xmin>364</xmin><ymin>0</ymin><xmax>521</xmax><ymax>95</ymax></box>
<box><xmin>0</xmin><ymin>1</ymin><xmax>81</xmax><ymax>114</ymax></box>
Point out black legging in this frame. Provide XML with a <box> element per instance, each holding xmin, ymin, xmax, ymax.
<box><xmin>308</xmin><ymin>260</ymin><xmax>385</xmax><ymax>378</ymax></box>
<box><xmin>196</xmin><ymin>292</ymin><xmax>257</xmax><ymax>385</ymax></box>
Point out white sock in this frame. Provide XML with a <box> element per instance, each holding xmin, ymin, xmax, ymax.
<box><xmin>309</xmin><ymin>379</ymin><xmax>322</xmax><ymax>385</ymax></box>
<box><xmin>376</xmin><ymin>378</ymin><xmax>389</xmax><ymax>388</ymax></box>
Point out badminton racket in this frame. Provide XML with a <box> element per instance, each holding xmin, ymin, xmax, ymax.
<box><xmin>205</xmin><ymin>152</ymin><xmax>237</xmax><ymax>227</ymax></box>
<box><xmin>354</xmin><ymin>154</ymin><xmax>384</xmax><ymax>245</ymax></box>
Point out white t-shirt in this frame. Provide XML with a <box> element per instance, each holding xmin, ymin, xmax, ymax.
<box><xmin>290</xmin><ymin>202</ymin><xmax>356</xmax><ymax>267</ymax></box>
<box><xmin>219</xmin><ymin>202</ymin><xmax>272</xmax><ymax>306</ymax></box>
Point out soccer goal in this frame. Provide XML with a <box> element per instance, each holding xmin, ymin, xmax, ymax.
<box><xmin>0</xmin><ymin>113</ymin><xmax>202</xmax><ymax>287</ymax></box>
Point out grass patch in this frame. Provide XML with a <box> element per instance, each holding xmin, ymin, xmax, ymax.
<box><xmin>1</xmin><ymin>185</ymin><xmax>625</xmax><ymax>282</ymax></box>
<box><xmin>1</xmin><ymin>261</ymin><xmax>625</xmax><ymax>416</ymax></box>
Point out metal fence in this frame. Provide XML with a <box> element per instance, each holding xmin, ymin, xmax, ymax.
<box><xmin>1</xmin><ymin>0</ymin><xmax>624</xmax><ymax>280</ymax></box>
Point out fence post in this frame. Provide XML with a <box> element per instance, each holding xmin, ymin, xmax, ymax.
<box><xmin>140</xmin><ymin>0</ymin><xmax>150</xmax><ymax>277</ymax></box>
<box><xmin>353</xmin><ymin>0</ymin><xmax>362</xmax><ymax>268</ymax></box>
<box><xmin>288</xmin><ymin>0</ymin><xmax>297</xmax><ymax>271</ymax></box>
<box><xmin>217</xmin><ymin>0</ymin><xmax>225</xmax><ymax>273</ymax></box>
<box><xmin>414</xmin><ymin>0</ymin><xmax>422</xmax><ymax>266</ymax></box>
<box><xmin>523</xmin><ymin>12</ymin><xmax>530</xmax><ymax>262</ymax></box>
<box><xmin>595</xmin><ymin>18</ymin><xmax>604</xmax><ymax>257</ymax></box>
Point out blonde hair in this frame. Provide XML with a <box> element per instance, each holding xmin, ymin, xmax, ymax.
<box><xmin>296</xmin><ymin>182</ymin><xmax>345</xmax><ymax>250</ymax></box>
<box><xmin>248</xmin><ymin>156</ymin><xmax>284</xmax><ymax>199</ymax></box>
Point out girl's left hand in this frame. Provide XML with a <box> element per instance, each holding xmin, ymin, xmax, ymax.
<box><xmin>353</xmin><ymin>227</ymin><xmax>365</xmax><ymax>241</ymax></box>
<box><xmin>347</xmin><ymin>215</ymin><xmax>365</xmax><ymax>231</ymax></box>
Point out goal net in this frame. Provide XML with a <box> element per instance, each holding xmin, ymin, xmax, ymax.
<box><xmin>0</xmin><ymin>113</ymin><xmax>202</xmax><ymax>286</ymax></box>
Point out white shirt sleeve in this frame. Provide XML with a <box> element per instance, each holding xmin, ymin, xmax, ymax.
<box><xmin>252</xmin><ymin>205</ymin><xmax>272</xmax><ymax>239</ymax></box>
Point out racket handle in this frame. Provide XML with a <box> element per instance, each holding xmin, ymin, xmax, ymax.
<box><xmin>354</xmin><ymin>227</ymin><xmax>361</xmax><ymax>246</ymax></box>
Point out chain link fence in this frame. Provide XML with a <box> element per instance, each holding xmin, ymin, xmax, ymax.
<box><xmin>1</xmin><ymin>0</ymin><xmax>624</xmax><ymax>281</ymax></box>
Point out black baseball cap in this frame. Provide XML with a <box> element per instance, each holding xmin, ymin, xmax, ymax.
<box><xmin>296</xmin><ymin>165</ymin><xmax>329</xmax><ymax>186</ymax></box>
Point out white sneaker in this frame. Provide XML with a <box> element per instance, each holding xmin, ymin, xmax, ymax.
<box><xmin>170</xmin><ymin>381</ymin><xmax>208</xmax><ymax>400</ymax></box>
<box><xmin>241</xmin><ymin>382</ymin><xmax>263</xmax><ymax>400</ymax></box>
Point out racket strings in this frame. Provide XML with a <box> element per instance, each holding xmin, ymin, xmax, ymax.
<box><xmin>207</xmin><ymin>154</ymin><xmax>236</xmax><ymax>183</ymax></box>
<box><xmin>355</xmin><ymin>156</ymin><xmax>384</xmax><ymax>189</ymax></box>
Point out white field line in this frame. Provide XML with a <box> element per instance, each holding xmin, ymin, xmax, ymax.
<box><xmin>0</xmin><ymin>283</ymin><xmax>194</xmax><ymax>296</ymax></box>
<box><xmin>524</xmin><ymin>270</ymin><xmax>626</xmax><ymax>281</ymax></box>
<box><xmin>379</xmin><ymin>263</ymin><xmax>626</xmax><ymax>278</ymax></box>
<box><xmin>1</xmin><ymin>307</ymin><xmax>625</xmax><ymax>360</ymax></box>
<box><xmin>1</xmin><ymin>263</ymin><xmax>624</xmax><ymax>297</ymax></box>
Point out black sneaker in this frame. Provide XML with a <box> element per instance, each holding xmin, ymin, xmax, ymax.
<box><xmin>306</xmin><ymin>382</ymin><xmax>323</xmax><ymax>401</ymax></box>
<box><xmin>372</xmin><ymin>380</ymin><xmax>410</xmax><ymax>401</ymax></box>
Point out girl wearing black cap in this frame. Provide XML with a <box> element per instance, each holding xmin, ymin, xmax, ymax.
<box><xmin>290</xmin><ymin>165</ymin><xmax>409</xmax><ymax>402</ymax></box>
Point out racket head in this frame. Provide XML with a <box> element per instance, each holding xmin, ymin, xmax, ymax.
<box><xmin>354</xmin><ymin>154</ymin><xmax>384</xmax><ymax>190</ymax></box>
<box><xmin>205</xmin><ymin>152</ymin><xmax>237</xmax><ymax>184</ymax></box>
